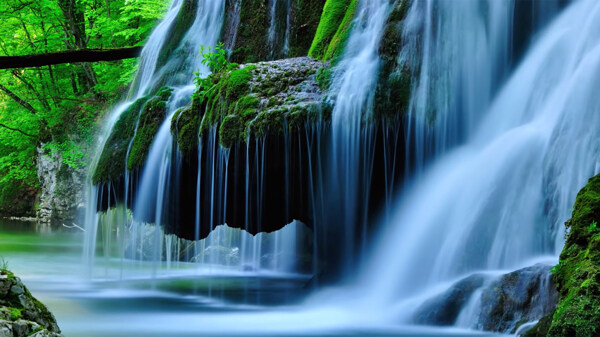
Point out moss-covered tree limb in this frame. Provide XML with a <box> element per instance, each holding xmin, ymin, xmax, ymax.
<box><xmin>0</xmin><ymin>47</ymin><xmax>143</xmax><ymax>70</ymax></box>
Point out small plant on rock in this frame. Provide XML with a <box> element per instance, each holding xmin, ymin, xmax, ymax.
<box><xmin>0</xmin><ymin>257</ymin><xmax>8</xmax><ymax>273</ymax></box>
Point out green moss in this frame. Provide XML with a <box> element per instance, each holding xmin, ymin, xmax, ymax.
<box><xmin>287</xmin><ymin>0</ymin><xmax>327</xmax><ymax>57</ymax></box>
<box><xmin>230</xmin><ymin>0</ymin><xmax>269</xmax><ymax>63</ymax></box>
<box><xmin>225</xmin><ymin>67</ymin><xmax>254</xmax><ymax>100</ymax></box>
<box><xmin>92</xmin><ymin>96</ymin><xmax>147</xmax><ymax>184</ymax></box>
<box><xmin>547</xmin><ymin>174</ymin><xmax>600</xmax><ymax>337</ymax></box>
<box><xmin>219</xmin><ymin>115</ymin><xmax>244</xmax><ymax>148</ymax></box>
<box><xmin>9</xmin><ymin>307</ymin><xmax>22</xmax><ymax>320</ymax></box>
<box><xmin>93</xmin><ymin>87</ymin><xmax>173</xmax><ymax>183</ymax></box>
<box><xmin>316</xmin><ymin>66</ymin><xmax>333</xmax><ymax>90</ymax></box>
<box><xmin>172</xmin><ymin>105</ymin><xmax>201</xmax><ymax>154</ymax></box>
<box><xmin>373</xmin><ymin>0</ymin><xmax>413</xmax><ymax>124</ymax></box>
<box><xmin>249</xmin><ymin>108</ymin><xmax>287</xmax><ymax>137</ymax></box>
<box><xmin>525</xmin><ymin>313</ymin><xmax>554</xmax><ymax>337</ymax></box>
<box><xmin>127</xmin><ymin>92</ymin><xmax>171</xmax><ymax>170</ymax></box>
<box><xmin>235</xmin><ymin>95</ymin><xmax>260</xmax><ymax>117</ymax></box>
<box><xmin>309</xmin><ymin>0</ymin><xmax>354</xmax><ymax>60</ymax></box>
<box><xmin>322</xmin><ymin>0</ymin><xmax>358</xmax><ymax>62</ymax></box>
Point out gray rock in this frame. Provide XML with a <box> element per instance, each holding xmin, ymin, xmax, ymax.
<box><xmin>30</xmin><ymin>330</ymin><xmax>62</xmax><ymax>337</ymax></box>
<box><xmin>10</xmin><ymin>285</ymin><xmax>24</xmax><ymax>295</ymax></box>
<box><xmin>0</xmin><ymin>273</ymin><xmax>62</xmax><ymax>336</ymax></box>
<box><xmin>477</xmin><ymin>264</ymin><xmax>558</xmax><ymax>333</ymax></box>
<box><xmin>0</xmin><ymin>320</ymin><xmax>12</xmax><ymax>337</ymax></box>
<box><xmin>11</xmin><ymin>319</ymin><xmax>31</xmax><ymax>336</ymax></box>
<box><xmin>36</xmin><ymin>143</ymin><xmax>87</xmax><ymax>223</ymax></box>
<box><xmin>0</xmin><ymin>279</ymin><xmax>10</xmax><ymax>297</ymax></box>
<box><xmin>413</xmin><ymin>274</ymin><xmax>486</xmax><ymax>325</ymax></box>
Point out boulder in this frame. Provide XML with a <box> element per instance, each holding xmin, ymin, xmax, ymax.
<box><xmin>413</xmin><ymin>274</ymin><xmax>486</xmax><ymax>325</ymax></box>
<box><xmin>478</xmin><ymin>264</ymin><xmax>558</xmax><ymax>333</ymax></box>
<box><xmin>0</xmin><ymin>270</ymin><xmax>63</xmax><ymax>337</ymax></box>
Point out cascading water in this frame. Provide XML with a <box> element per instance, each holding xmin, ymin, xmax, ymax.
<box><xmin>86</xmin><ymin>0</ymin><xmax>311</xmax><ymax>284</ymax></box>
<box><xmin>324</xmin><ymin>0</ymin><xmax>391</xmax><ymax>271</ymax></box>
<box><xmin>133</xmin><ymin>0</ymin><xmax>185</xmax><ymax>98</ymax></box>
<box><xmin>403</xmin><ymin>0</ymin><xmax>564</xmax><ymax>173</ymax></box>
<box><xmin>362</xmin><ymin>0</ymin><xmax>600</xmax><ymax>327</ymax></box>
<box><xmin>267</xmin><ymin>0</ymin><xmax>292</xmax><ymax>59</ymax></box>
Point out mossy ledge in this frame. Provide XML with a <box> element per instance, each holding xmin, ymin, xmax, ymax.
<box><xmin>534</xmin><ymin>174</ymin><xmax>600</xmax><ymax>337</ymax></box>
<box><xmin>308</xmin><ymin>0</ymin><xmax>359</xmax><ymax>62</ymax></box>
<box><xmin>173</xmin><ymin>57</ymin><xmax>328</xmax><ymax>150</ymax></box>
<box><xmin>0</xmin><ymin>269</ymin><xmax>63</xmax><ymax>336</ymax></box>
<box><xmin>92</xmin><ymin>87</ymin><xmax>173</xmax><ymax>184</ymax></box>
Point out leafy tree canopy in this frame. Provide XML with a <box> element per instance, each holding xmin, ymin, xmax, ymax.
<box><xmin>0</xmin><ymin>0</ymin><xmax>170</xmax><ymax>213</ymax></box>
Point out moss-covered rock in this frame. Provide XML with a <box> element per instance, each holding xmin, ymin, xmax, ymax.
<box><xmin>92</xmin><ymin>88</ymin><xmax>173</xmax><ymax>184</ymax></box>
<box><xmin>226</xmin><ymin>0</ymin><xmax>325</xmax><ymax>63</ymax></box>
<box><xmin>546</xmin><ymin>174</ymin><xmax>600</xmax><ymax>337</ymax></box>
<box><xmin>287</xmin><ymin>0</ymin><xmax>327</xmax><ymax>58</ymax></box>
<box><xmin>229</xmin><ymin>0</ymin><xmax>270</xmax><ymax>63</ymax></box>
<box><xmin>308</xmin><ymin>0</ymin><xmax>358</xmax><ymax>62</ymax></box>
<box><xmin>92</xmin><ymin>97</ymin><xmax>147</xmax><ymax>184</ymax></box>
<box><xmin>373</xmin><ymin>0</ymin><xmax>413</xmax><ymax>123</ymax></box>
<box><xmin>173</xmin><ymin>57</ymin><xmax>326</xmax><ymax>149</ymax></box>
<box><xmin>524</xmin><ymin>312</ymin><xmax>554</xmax><ymax>337</ymax></box>
<box><xmin>128</xmin><ymin>88</ymin><xmax>173</xmax><ymax>169</ymax></box>
<box><xmin>0</xmin><ymin>270</ymin><xmax>62</xmax><ymax>336</ymax></box>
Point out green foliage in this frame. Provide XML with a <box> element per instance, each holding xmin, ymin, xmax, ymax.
<box><xmin>9</xmin><ymin>307</ymin><xmax>22</xmax><ymax>320</ymax></box>
<box><xmin>589</xmin><ymin>220</ymin><xmax>598</xmax><ymax>233</ymax></box>
<box><xmin>0</xmin><ymin>0</ymin><xmax>170</xmax><ymax>213</ymax></box>
<box><xmin>547</xmin><ymin>174</ymin><xmax>600</xmax><ymax>337</ymax></box>
<box><xmin>0</xmin><ymin>257</ymin><xmax>8</xmax><ymax>273</ymax></box>
<box><xmin>199</xmin><ymin>43</ymin><xmax>228</xmax><ymax>73</ymax></box>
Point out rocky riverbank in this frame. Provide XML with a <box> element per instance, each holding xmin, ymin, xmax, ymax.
<box><xmin>0</xmin><ymin>269</ymin><xmax>62</xmax><ymax>337</ymax></box>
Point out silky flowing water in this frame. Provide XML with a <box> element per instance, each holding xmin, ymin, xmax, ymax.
<box><xmin>1</xmin><ymin>220</ymin><xmax>508</xmax><ymax>336</ymax></box>
<box><xmin>4</xmin><ymin>0</ymin><xmax>600</xmax><ymax>335</ymax></box>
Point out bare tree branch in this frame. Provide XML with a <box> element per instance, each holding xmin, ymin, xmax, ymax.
<box><xmin>0</xmin><ymin>83</ymin><xmax>37</xmax><ymax>114</ymax></box>
<box><xmin>0</xmin><ymin>123</ymin><xmax>36</xmax><ymax>138</ymax></box>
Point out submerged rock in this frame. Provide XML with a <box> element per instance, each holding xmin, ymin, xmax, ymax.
<box><xmin>0</xmin><ymin>270</ymin><xmax>63</xmax><ymax>337</ymax></box>
<box><xmin>477</xmin><ymin>264</ymin><xmax>558</xmax><ymax>333</ymax></box>
<box><xmin>413</xmin><ymin>274</ymin><xmax>486</xmax><ymax>325</ymax></box>
<box><xmin>414</xmin><ymin>264</ymin><xmax>558</xmax><ymax>334</ymax></box>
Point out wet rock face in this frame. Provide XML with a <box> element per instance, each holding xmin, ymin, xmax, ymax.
<box><xmin>36</xmin><ymin>144</ymin><xmax>86</xmax><ymax>223</ymax></box>
<box><xmin>0</xmin><ymin>271</ymin><xmax>63</xmax><ymax>337</ymax></box>
<box><xmin>413</xmin><ymin>274</ymin><xmax>486</xmax><ymax>325</ymax></box>
<box><xmin>478</xmin><ymin>264</ymin><xmax>558</xmax><ymax>333</ymax></box>
<box><xmin>413</xmin><ymin>264</ymin><xmax>558</xmax><ymax>334</ymax></box>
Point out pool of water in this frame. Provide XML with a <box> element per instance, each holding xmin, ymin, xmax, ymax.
<box><xmin>0</xmin><ymin>220</ymin><xmax>509</xmax><ymax>337</ymax></box>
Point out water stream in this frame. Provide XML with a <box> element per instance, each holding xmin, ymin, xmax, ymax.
<box><xmin>365</xmin><ymin>0</ymin><xmax>600</xmax><ymax>323</ymax></box>
<box><xmin>9</xmin><ymin>0</ymin><xmax>600</xmax><ymax>335</ymax></box>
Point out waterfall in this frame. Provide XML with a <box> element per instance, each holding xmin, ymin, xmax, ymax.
<box><xmin>134</xmin><ymin>0</ymin><xmax>185</xmax><ymax>98</ymax></box>
<box><xmin>362</xmin><ymin>0</ymin><xmax>600</xmax><ymax>323</ymax></box>
<box><xmin>323</xmin><ymin>0</ymin><xmax>391</xmax><ymax>270</ymax></box>
<box><xmin>85</xmin><ymin>0</ymin><xmax>311</xmax><ymax>283</ymax></box>
<box><xmin>267</xmin><ymin>0</ymin><xmax>292</xmax><ymax>59</ymax></box>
